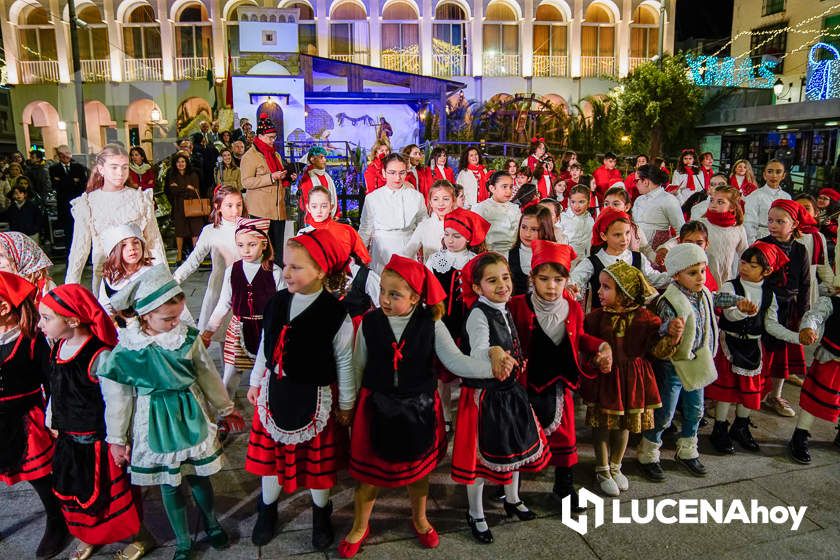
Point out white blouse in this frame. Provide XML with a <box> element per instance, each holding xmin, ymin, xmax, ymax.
<box><xmin>719</xmin><ymin>279</ymin><xmax>798</xmax><ymax>345</ymax></box>
<box><xmin>473</xmin><ymin>198</ymin><xmax>521</xmax><ymax>253</ymax></box>
<box><xmin>632</xmin><ymin>186</ymin><xmax>685</xmax><ymax>241</ymax></box>
<box><xmin>66</xmin><ymin>187</ymin><xmax>166</xmax><ymax>293</ymax></box>
<box><xmin>559</xmin><ymin>209</ymin><xmax>595</xmax><ymax>261</ymax></box>
<box><xmin>358</xmin><ymin>185</ymin><xmax>427</xmax><ymax>244</ymax></box>
<box><xmin>455</xmin><ymin>169</ymin><xmax>480</xmax><ymax>209</ymax></box>
<box><xmin>401</xmin><ymin>214</ymin><xmax>445</xmax><ymax>262</ymax></box>
<box><xmin>743</xmin><ymin>185</ymin><xmax>791</xmax><ymax>244</ymax></box>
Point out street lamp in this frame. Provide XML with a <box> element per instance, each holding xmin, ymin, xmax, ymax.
<box><xmin>773</xmin><ymin>79</ymin><xmax>793</xmax><ymax>102</ymax></box>
<box><xmin>150</xmin><ymin>107</ymin><xmax>162</xmax><ymax>123</ymax></box>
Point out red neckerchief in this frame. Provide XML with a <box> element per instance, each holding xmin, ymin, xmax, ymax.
<box><xmin>467</xmin><ymin>163</ymin><xmax>488</xmax><ymax>201</ymax></box>
<box><xmin>799</xmin><ymin>223</ymin><xmax>825</xmax><ymax>265</ymax></box>
<box><xmin>701</xmin><ymin>167</ymin><xmax>714</xmax><ymax>189</ymax></box>
<box><xmin>684</xmin><ymin>169</ymin><xmax>696</xmax><ymax>191</ymax></box>
<box><xmin>704</xmin><ymin>210</ymin><xmax>737</xmax><ymax>228</ymax></box>
<box><xmin>253</xmin><ymin>137</ymin><xmax>281</xmax><ymax>174</ymax></box>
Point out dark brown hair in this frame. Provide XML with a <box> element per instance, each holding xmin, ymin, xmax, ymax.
<box><xmin>531</xmin><ymin>262</ymin><xmax>570</xmax><ymax>279</ymax></box>
<box><xmin>470</xmin><ymin>252</ymin><xmax>510</xmax><ymax>287</ymax></box>
<box><xmin>458</xmin><ymin>146</ymin><xmax>483</xmax><ymax>172</ymax></box>
<box><xmin>380</xmin><ymin>268</ymin><xmax>445</xmax><ymax>321</ymax></box>
<box><xmin>514</xmin><ymin>205</ymin><xmax>556</xmax><ymax>250</ymax></box>
<box><xmin>569</xmin><ymin>185</ymin><xmax>591</xmax><ymax>200</ymax></box>
<box><xmin>604</xmin><ymin>186</ymin><xmax>630</xmax><ymax>204</ymax></box>
<box><xmin>710</xmin><ymin>184</ymin><xmax>744</xmax><ymax>225</ymax></box>
<box><xmin>2</xmin><ymin>296</ymin><xmax>38</xmax><ymax>339</ymax></box>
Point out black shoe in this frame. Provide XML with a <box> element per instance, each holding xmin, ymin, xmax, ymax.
<box><xmin>638</xmin><ymin>461</ymin><xmax>666</xmax><ymax>482</ymax></box>
<box><xmin>206</xmin><ymin>525</ymin><xmax>230</xmax><ymax>550</ymax></box>
<box><xmin>503</xmin><ymin>500</ymin><xmax>537</xmax><ymax>521</ymax></box>
<box><xmin>552</xmin><ymin>467</ymin><xmax>586</xmax><ymax>513</ymax></box>
<box><xmin>699</xmin><ymin>417</ymin><xmax>709</xmax><ymax>428</ymax></box>
<box><xmin>311</xmin><ymin>500</ymin><xmax>334</xmax><ymax>551</ymax></box>
<box><xmin>251</xmin><ymin>499</ymin><xmax>278</xmax><ymax>546</ymax></box>
<box><xmin>729</xmin><ymin>417</ymin><xmax>760</xmax><ymax>452</ymax></box>
<box><xmin>466</xmin><ymin>514</ymin><xmax>493</xmax><ymax>544</ymax></box>
<box><xmin>833</xmin><ymin>424</ymin><xmax>840</xmax><ymax>450</ymax></box>
<box><xmin>710</xmin><ymin>420</ymin><xmax>735</xmax><ymax>454</ymax></box>
<box><xmin>788</xmin><ymin>428</ymin><xmax>811</xmax><ymax>464</ymax></box>
<box><xmin>36</xmin><ymin>514</ymin><xmax>71</xmax><ymax>559</ymax></box>
<box><xmin>490</xmin><ymin>485</ymin><xmax>505</xmax><ymax>503</ymax></box>
<box><xmin>676</xmin><ymin>456</ymin><xmax>707</xmax><ymax>477</ymax></box>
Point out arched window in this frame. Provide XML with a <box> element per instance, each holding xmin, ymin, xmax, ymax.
<box><xmin>77</xmin><ymin>6</ymin><xmax>109</xmax><ymax>61</ymax></box>
<box><xmin>19</xmin><ymin>7</ymin><xmax>57</xmax><ymax>61</ymax></box>
<box><xmin>433</xmin><ymin>2</ymin><xmax>468</xmax><ymax>76</ymax></box>
<box><xmin>533</xmin><ymin>3</ymin><xmax>567</xmax><ymax>76</ymax></box>
<box><xmin>123</xmin><ymin>4</ymin><xmax>163</xmax><ymax>80</ymax></box>
<box><xmin>381</xmin><ymin>1</ymin><xmax>420</xmax><ymax>72</ymax></box>
<box><xmin>177</xmin><ymin>3</ymin><xmax>212</xmax><ymax>58</ymax></box>
<box><xmin>581</xmin><ymin>2</ymin><xmax>615</xmax><ymax>76</ymax></box>
<box><xmin>287</xmin><ymin>2</ymin><xmax>317</xmax><ymax>55</ymax></box>
<box><xmin>630</xmin><ymin>5</ymin><xmax>658</xmax><ymax>65</ymax></box>
<box><xmin>483</xmin><ymin>0</ymin><xmax>519</xmax><ymax>76</ymax></box>
<box><xmin>329</xmin><ymin>2</ymin><xmax>369</xmax><ymax>64</ymax></box>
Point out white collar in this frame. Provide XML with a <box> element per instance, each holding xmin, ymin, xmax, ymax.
<box><xmin>739</xmin><ymin>278</ymin><xmax>764</xmax><ymax>289</ymax></box>
<box><xmin>119</xmin><ymin>321</ymin><xmax>189</xmax><ymax>351</ymax></box>
<box><xmin>760</xmin><ymin>184</ymin><xmax>782</xmax><ymax>194</ymax></box>
<box><xmin>478</xmin><ymin>295</ymin><xmax>508</xmax><ymax>312</ymax></box>
<box><xmin>597</xmin><ymin>247</ymin><xmax>630</xmax><ymax>260</ymax></box>
<box><xmin>220</xmin><ymin>218</ymin><xmax>237</xmax><ymax>228</ymax></box>
<box><xmin>292</xmin><ymin>288</ymin><xmax>322</xmax><ymax>304</ymax></box>
<box><xmin>427</xmin><ymin>249</ymin><xmax>473</xmax><ymax>273</ymax></box>
<box><xmin>0</xmin><ymin>326</ymin><xmax>21</xmax><ymax>345</ymax></box>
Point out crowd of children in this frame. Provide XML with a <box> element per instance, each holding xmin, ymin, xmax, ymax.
<box><xmin>2</xmin><ymin>140</ymin><xmax>840</xmax><ymax>560</ymax></box>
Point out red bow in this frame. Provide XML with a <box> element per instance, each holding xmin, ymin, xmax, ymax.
<box><xmin>391</xmin><ymin>340</ymin><xmax>406</xmax><ymax>387</ymax></box>
<box><xmin>271</xmin><ymin>325</ymin><xmax>290</xmax><ymax>379</ymax></box>
<box><xmin>531</xmin><ymin>137</ymin><xmax>545</xmax><ymax>143</ymax></box>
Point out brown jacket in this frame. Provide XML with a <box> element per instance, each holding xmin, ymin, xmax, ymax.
<box><xmin>240</xmin><ymin>145</ymin><xmax>287</xmax><ymax>220</ymax></box>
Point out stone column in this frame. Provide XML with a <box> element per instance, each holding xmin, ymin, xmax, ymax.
<box><xmin>102</xmin><ymin>0</ymin><xmax>123</xmax><ymax>81</ymax></box>
<box><xmin>569</xmin><ymin>0</ymin><xmax>582</xmax><ymax>78</ymax></box>
<box><xmin>158</xmin><ymin>0</ymin><xmax>175</xmax><ymax>80</ymax></box>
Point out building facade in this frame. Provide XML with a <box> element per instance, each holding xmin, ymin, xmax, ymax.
<box><xmin>0</xmin><ymin>0</ymin><xmax>675</xmax><ymax>157</ymax></box>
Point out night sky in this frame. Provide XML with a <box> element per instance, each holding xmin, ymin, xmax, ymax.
<box><xmin>675</xmin><ymin>0</ymin><xmax>735</xmax><ymax>43</ymax></box>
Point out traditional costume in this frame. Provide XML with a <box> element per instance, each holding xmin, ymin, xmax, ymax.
<box><xmin>0</xmin><ymin>230</ymin><xmax>55</xmax><ymax>304</ymax></box>
<box><xmin>298</xmin><ymin>146</ymin><xmax>341</xmax><ymax>226</ymax></box>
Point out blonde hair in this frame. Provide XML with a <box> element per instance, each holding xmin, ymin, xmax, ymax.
<box><xmin>87</xmin><ymin>144</ymin><xmax>130</xmax><ymax>192</ymax></box>
<box><xmin>369</xmin><ymin>138</ymin><xmax>391</xmax><ymax>162</ymax></box>
<box><xmin>730</xmin><ymin>159</ymin><xmax>756</xmax><ymax>186</ymax></box>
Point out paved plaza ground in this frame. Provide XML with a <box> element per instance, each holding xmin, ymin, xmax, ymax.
<box><xmin>1</xmin><ymin>265</ymin><xmax>838</xmax><ymax>560</ymax></box>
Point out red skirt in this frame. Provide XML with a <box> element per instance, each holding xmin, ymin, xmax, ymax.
<box><xmin>451</xmin><ymin>387</ymin><xmax>551</xmax><ymax>485</ymax></box>
<box><xmin>547</xmin><ymin>387</ymin><xmax>577</xmax><ymax>468</ymax></box>
<box><xmin>799</xmin><ymin>360</ymin><xmax>840</xmax><ymax>423</ymax></box>
<box><xmin>57</xmin><ymin>442</ymin><xmax>141</xmax><ymax>545</ymax></box>
<box><xmin>349</xmin><ymin>388</ymin><xmax>446</xmax><ymax>488</ymax></box>
<box><xmin>245</xmin><ymin>405</ymin><xmax>349</xmax><ymax>492</ymax></box>
<box><xmin>762</xmin><ymin>341</ymin><xmax>806</xmax><ymax>388</ymax></box>
<box><xmin>0</xmin><ymin>406</ymin><xmax>54</xmax><ymax>485</ymax></box>
<box><xmin>706</xmin><ymin>349</ymin><xmax>763</xmax><ymax>410</ymax></box>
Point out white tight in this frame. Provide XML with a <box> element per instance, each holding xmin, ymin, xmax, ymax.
<box><xmin>796</xmin><ymin>410</ymin><xmax>816</xmax><ymax>431</ymax></box>
<box><xmin>715</xmin><ymin>402</ymin><xmax>751</xmax><ymax>421</ymax></box>
<box><xmin>261</xmin><ymin>476</ymin><xmax>330</xmax><ymax>507</ymax></box>
<box><xmin>222</xmin><ymin>364</ymin><xmax>243</xmax><ymax>399</ymax></box>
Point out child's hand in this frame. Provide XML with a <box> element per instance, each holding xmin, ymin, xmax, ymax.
<box><xmin>799</xmin><ymin>328</ymin><xmax>818</xmax><ymax>346</ymax></box>
<box><xmin>668</xmin><ymin>317</ymin><xmax>685</xmax><ymax>342</ymax></box>
<box><xmin>567</xmin><ymin>284</ymin><xmax>580</xmax><ymax>299</ymax></box>
<box><xmin>595</xmin><ymin>343</ymin><xmax>613</xmax><ymax>373</ymax></box>
<box><xmin>110</xmin><ymin>444</ymin><xmax>129</xmax><ymax>467</ymax></box>
<box><xmin>736</xmin><ymin>299</ymin><xmax>759</xmax><ymax>315</ymax></box>
<box><xmin>199</xmin><ymin>331</ymin><xmax>213</xmax><ymax>348</ymax></box>
<box><xmin>655</xmin><ymin>248</ymin><xmax>668</xmax><ymax>266</ymax></box>
<box><xmin>336</xmin><ymin>408</ymin><xmax>354</xmax><ymax>427</ymax></box>
<box><xmin>247</xmin><ymin>386</ymin><xmax>260</xmax><ymax>406</ymax></box>
<box><xmin>49</xmin><ymin>428</ymin><xmax>58</xmax><ymax>438</ymax></box>
<box><xmin>489</xmin><ymin>346</ymin><xmax>509</xmax><ymax>378</ymax></box>
<box><xmin>219</xmin><ymin>410</ymin><xmax>246</xmax><ymax>434</ymax></box>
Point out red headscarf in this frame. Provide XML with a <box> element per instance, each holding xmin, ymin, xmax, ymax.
<box><xmin>383</xmin><ymin>254</ymin><xmax>446</xmax><ymax>306</ymax></box>
<box><xmin>459</xmin><ymin>252</ymin><xmax>493</xmax><ymax>309</ymax></box>
<box><xmin>531</xmin><ymin>240</ymin><xmax>577</xmax><ymax>272</ymax></box>
<box><xmin>794</xmin><ymin>201</ymin><xmax>825</xmax><ymax>265</ymax></box>
<box><xmin>819</xmin><ymin>188</ymin><xmax>840</xmax><ymax>203</ymax></box>
<box><xmin>41</xmin><ymin>284</ymin><xmax>118</xmax><ymax>348</ymax></box>
<box><xmin>751</xmin><ymin>241</ymin><xmax>790</xmax><ymax>274</ymax></box>
<box><xmin>770</xmin><ymin>199</ymin><xmax>803</xmax><ymax>223</ymax></box>
<box><xmin>0</xmin><ymin>271</ymin><xmax>36</xmax><ymax>308</ymax></box>
<box><xmin>444</xmin><ymin>208</ymin><xmax>491</xmax><ymax>247</ymax></box>
<box><xmin>292</xmin><ymin>229</ymin><xmax>351</xmax><ymax>276</ymax></box>
<box><xmin>591</xmin><ymin>207</ymin><xmax>631</xmax><ymax>249</ymax></box>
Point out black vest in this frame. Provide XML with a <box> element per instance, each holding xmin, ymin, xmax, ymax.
<box><xmin>49</xmin><ymin>337</ymin><xmax>108</xmax><ymax>434</ymax></box>
<box><xmin>523</xmin><ymin>298</ymin><xmax>578</xmax><ymax>391</ymax></box>
<box><xmin>821</xmin><ymin>296</ymin><xmax>840</xmax><ymax>355</ymax></box>
<box><xmin>462</xmin><ymin>302</ymin><xmax>522</xmax><ymax>388</ymax></box>
<box><xmin>361</xmin><ymin>307</ymin><xmax>435</xmax><ymax>395</ymax></box>
<box><xmin>588</xmin><ymin>251</ymin><xmax>642</xmax><ymax>309</ymax></box>
<box><xmin>435</xmin><ymin>267</ymin><xmax>466</xmax><ymax>338</ymax></box>
<box><xmin>342</xmin><ymin>265</ymin><xmax>374</xmax><ymax>318</ymax></box>
<box><xmin>717</xmin><ymin>278</ymin><xmax>773</xmax><ymax>337</ymax></box>
<box><xmin>262</xmin><ymin>289</ymin><xmax>347</xmax><ymax>385</ymax></box>
<box><xmin>508</xmin><ymin>247</ymin><xmax>530</xmax><ymax>296</ymax></box>
<box><xmin>0</xmin><ymin>334</ymin><xmax>48</xmax><ymax>404</ymax></box>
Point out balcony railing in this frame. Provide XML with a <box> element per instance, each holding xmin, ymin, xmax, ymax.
<box><xmin>123</xmin><ymin>58</ymin><xmax>163</xmax><ymax>81</ymax></box>
<box><xmin>231</xmin><ymin>56</ymin><xmax>241</xmax><ymax>73</ymax></box>
<box><xmin>329</xmin><ymin>53</ymin><xmax>370</xmax><ymax>65</ymax></box>
<box><xmin>18</xmin><ymin>60</ymin><xmax>61</xmax><ymax>84</ymax></box>
<box><xmin>628</xmin><ymin>57</ymin><xmax>650</xmax><ymax>73</ymax></box>
<box><xmin>175</xmin><ymin>57</ymin><xmax>211</xmax><ymax>80</ymax></box>
<box><xmin>483</xmin><ymin>53</ymin><xmax>520</xmax><ymax>77</ymax></box>
<box><xmin>80</xmin><ymin>59</ymin><xmax>111</xmax><ymax>82</ymax></box>
<box><xmin>432</xmin><ymin>53</ymin><xmax>469</xmax><ymax>77</ymax></box>
<box><xmin>533</xmin><ymin>55</ymin><xmax>568</xmax><ymax>77</ymax></box>
<box><xmin>381</xmin><ymin>52</ymin><xmax>421</xmax><ymax>74</ymax></box>
<box><xmin>580</xmin><ymin>56</ymin><xmax>615</xmax><ymax>78</ymax></box>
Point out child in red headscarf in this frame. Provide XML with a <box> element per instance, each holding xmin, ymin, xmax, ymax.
<box><xmin>507</xmin><ymin>241</ymin><xmax>610</xmax><ymax>508</ymax></box>
<box><xmin>758</xmin><ymin>199</ymin><xmax>811</xmax><ymax>417</ymax></box>
<box><xmin>339</xmin><ymin>254</ymin><xmax>504</xmax><ymax>557</ymax></box>
<box><xmin>0</xmin><ymin>273</ymin><xmax>67</xmax><ymax>559</ymax></box>
<box><xmin>38</xmin><ymin>284</ymin><xmax>145</xmax><ymax>560</ymax></box>
<box><xmin>246</xmin><ymin>229</ymin><xmax>355</xmax><ymax>552</ymax></box>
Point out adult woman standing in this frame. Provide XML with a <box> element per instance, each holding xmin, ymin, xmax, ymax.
<box><xmin>166</xmin><ymin>152</ymin><xmax>206</xmax><ymax>264</ymax></box>
<box><xmin>65</xmin><ymin>143</ymin><xmax>166</xmax><ymax>293</ymax></box>
<box><xmin>215</xmin><ymin>148</ymin><xmax>242</xmax><ymax>189</ymax></box>
<box><xmin>128</xmin><ymin>146</ymin><xmax>155</xmax><ymax>190</ymax></box>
